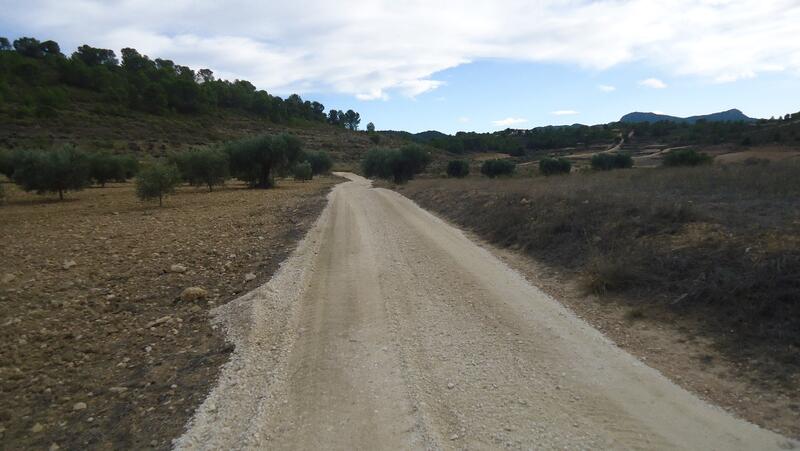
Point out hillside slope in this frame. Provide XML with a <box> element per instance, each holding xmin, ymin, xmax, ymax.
<box><xmin>0</xmin><ymin>39</ymin><xmax>406</xmax><ymax>165</ymax></box>
<box><xmin>0</xmin><ymin>93</ymin><xmax>403</xmax><ymax>166</ymax></box>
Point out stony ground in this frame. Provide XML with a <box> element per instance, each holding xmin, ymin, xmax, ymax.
<box><xmin>0</xmin><ymin>176</ymin><xmax>339</xmax><ymax>450</ymax></box>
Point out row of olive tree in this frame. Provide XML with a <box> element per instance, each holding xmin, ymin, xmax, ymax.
<box><xmin>0</xmin><ymin>136</ymin><xmax>333</xmax><ymax>205</ymax></box>
<box><xmin>136</xmin><ymin>135</ymin><xmax>333</xmax><ymax>205</ymax></box>
<box><xmin>0</xmin><ymin>146</ymin><xmax>138</xmax><ymax>200</ymax></box>
<box><xmin>223</xmin><ymin>134</ymin><xmax>330</xmax><ymax>187</ymax></box>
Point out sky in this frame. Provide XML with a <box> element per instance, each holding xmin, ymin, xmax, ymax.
<box><xmin>2</xmin><ymin>0</ymin><xmax>799</xmax><ymax>133</ymax></box>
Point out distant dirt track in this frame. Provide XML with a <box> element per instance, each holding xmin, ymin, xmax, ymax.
<box><xmin>176</xmin><ymin>173</ymin><xmax>794</xmax><ymax>450</ymax></box>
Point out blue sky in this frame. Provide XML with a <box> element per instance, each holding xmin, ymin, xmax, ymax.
<box><xmin>311</xmin><ymin>60</ymin><xmax>800</xmax><ymax>133</ymax></box>
<box><xmin>2</xmin><ymin>0</ymin><xmax>799</xmax><ymax>133</ymax></box>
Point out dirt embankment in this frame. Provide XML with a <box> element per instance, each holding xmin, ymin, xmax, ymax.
<box><xmin>0</xmin><ymin>177</ymin><xmax>338</xmax><ymax>450</ymax></box>
<box><xmin>395</xmin><ymin>164</ymin><xmax>800</xmax><ymax>438</ymax></box>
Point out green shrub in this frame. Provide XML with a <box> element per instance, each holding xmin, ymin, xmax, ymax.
<box><xmin>171</xmin><ymin>147</ymin><xmax>229</xmax><ymax>191</ymax></box>
<box><xmin>397</xmin><ymin>144</ymin><xmax>432</xmax><ymax>180</ymax></box>
<box><xmin>225</xmin><ymin>134</ymin><xmax>303</xmax><ymax>188</ymax></box>
<box><xmin>480</xmin><ymin>159</ymin><xmax>516</xmax><ymax>178</ymax></box>
<box><xmin>362</xmin><ymin>148</ymin><xmax>397</xmax><ymax>180</ymax></box>
<box><xmin>361</xmin><ymin>144</ymin><xmax>431</xmax><ymax>183</ymax></box>
<box><xmin>88</xmin><ymin>152</ymin><xmax>128</xmax><ymax>187</ymax></box>
<box><xmin>539</xmin><ymin>157</ymin><xmax>572</xmax><ymax>176</ymax></box>
<box><xmin>662</xmin><ymin>149</ymin><xmax>712</xmax><ymax>167</ymax></box>
<box><xmin>135</xmin><ymin>162</ymin><xmax>181</xmax><ymax>206</ymax></box>
<box><xmin>293</xmin><ymin>161</ymin><xmax>313</xmax><ymax>181</ymax></box>
<box><xmin>306</xmin><ymin>150</ymin><xmax>333</xmax><ymax>175</ymax></box>
<box><xmin>446</xmin><ymin>160</ymin><xmax>470</xmax><ymax>178</ymax></box>
<box><xmin>12</xmin><ymin>146</ymin><xmax>91</xmax><ymax>200</ymax></box>
<box><xmin>590</xmin><ymin>153</ymin><xmax>633</xmax><ymax>171</ymax></box>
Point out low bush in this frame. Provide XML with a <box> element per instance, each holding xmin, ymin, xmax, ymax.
<box><xmin>538</xmin><ymin>157</ymin><xmax>572</xmax><ymax>175</ymax></box>
<box><xmin>743</xmin><ymin>157</ymin><xmax>770</xmax><ymax>166</ymax></box>
<box><xmin>446</xmin><ymin>160</ymin><xmax>470</xmax><ymax>178</ymax></box>
<box><xmin>135</xmin><ymin>162</ymin><xmax>181</xmax><ymax>206</ymax></box>
<box><xmin>306</xmin><ymin>150</ymin><xmax>333</xmax><ymax>175</ymax></box>
<box><xmin>591</xmin><ymin>153</ymin><xmax>633</xmax><ymax>171</ymax></box>
<box><xmin>662</xmin><ymin>148</ymin><xmax>712</xmax><ymax>167</ymax></box>
<box><xmin>293</xmin><ymin>161</ymin><xmax>313</xmax><ymax>181</ymax></box>
<box><xmin>481</xmin><ymin>159</ymin><xmax>515</xmax><ymax>178</ymax></box>
<box><xmin>361</xmin><ymin>144</ymin><xmax>431</xmax><ymax>183</ymax></box>
<box><xmin>12</xmin><ymin>146</ymin><xmax>91</xmax><ymax>200</ymax></box>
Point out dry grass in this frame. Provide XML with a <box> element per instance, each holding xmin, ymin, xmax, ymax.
<box><xmin>0</xmin><ymin>177</ymin><xmax>339</xmax><ymax>449</ymax></box>
<box><xmin>398</xmin><ymin>162</ymin><xmax>800</xmax><ymax>367</ymax></box>
<box><xmin>398</xmin><ymin>162</ymin><xmax>800</xmax><ymax>437</ymax></box>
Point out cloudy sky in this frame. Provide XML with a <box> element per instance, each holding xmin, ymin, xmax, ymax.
<box><xmin>2</xmin><ymin>0</ymin><xmax>799</xmax><ymax>132</ymax></box>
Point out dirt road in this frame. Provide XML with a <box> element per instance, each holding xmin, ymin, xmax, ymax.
<box><xmin>176</xmin><ymin>174</ymin><xmax>793</xmax><ymax>450</ymax></box>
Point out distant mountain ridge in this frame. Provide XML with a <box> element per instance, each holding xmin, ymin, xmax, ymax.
<box><xmin>620</xmin><ymin>109</ymin><xmax>755</xmax><ymax>124</ymax></box>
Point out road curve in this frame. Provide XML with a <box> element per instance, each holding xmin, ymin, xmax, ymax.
<box><xmin>175</xmin><ymin>173</ymin><xmax>793</xmax><ymax>450</ymax></box>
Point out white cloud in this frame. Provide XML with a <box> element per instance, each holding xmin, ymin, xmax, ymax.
<box><xmin>551</xmin><ymin>110</ymin><xmax>579</xmax><ymax>116</ymax></box>
<box><xmin>639</xmin><ymin>78</ymin><xmax>668</xmax><ymax>89</ymax></box>
<box><xmin>492</xmin><ymin>117</ymin><xmax>528</xmax><ymax>127</ymax></box>
<box><xmin>457</xmin><ymin>116</ymin><xmax>471</xmax><ymax>123</ymax></box>
<box><xmin>599</xmin><ymin>84</ymin><xmax>616</xmax><ymax>92</ymax></box>
<box><xmin>3</xmin><ymin>0</ymin><xmax>800</xmax><ymax>99</ymax></box>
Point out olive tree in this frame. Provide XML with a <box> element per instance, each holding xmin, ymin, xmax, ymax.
<box><xmin>135</xmin><ymin>162</ymin><xmax>181</xmax><ymax>206</ymax></box>
<box><xmin>225</xmin><ymin>134</ymin><xmax>303</xmax><ymax>188</ymax></box>
<box><xmin>12</xmin><ymin>146</ymin><xmax>91</xmax><ymax>200</ymax></box>
<box><xmin>361</xmin><ymin>144</ymin><xmax>431</xmax><ymax>183</ymax></box>
<box><xmin>305</xmin><ymin>150</ymin><xmax>333</xmax><ymax>175</ymax></box>
<box><xmin>88</xmin><ymin>152</ymin><xmax>128</xmax><ymax>187</ymax></box>
<box><xmin>171</xmin><ymin>147</ymin><xmax>229</xmax><ymax>191</ymax></box>
<box><xmin>293</xmin><ymin>161</ymin><xmax>312</xmax><ymax>181</ymax></box>
<box><xmin>0</xmin><ymin>149</ymin><xmax>15</xmax><ymax>178</ymax></box>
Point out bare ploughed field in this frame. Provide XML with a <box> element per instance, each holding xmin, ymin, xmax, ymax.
<box><xmin>0</xmin><ymin>177</ymin><xmax>337</xmax><ymax>450</ymax></box>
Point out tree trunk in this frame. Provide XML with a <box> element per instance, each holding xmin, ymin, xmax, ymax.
<box><xmin>59</xmin><ymin>189</ymin><xmax>64</xmax><ymax>201</ymax></box>
<box><xmin>159</xmin><ymin>193</ymin><xmax>162</xmax><ymax>207</ymax></box>
<box><xmin>260</xmin><ymin>164</ymin><xmax>271</xmax><ymax>188</ymax></box>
